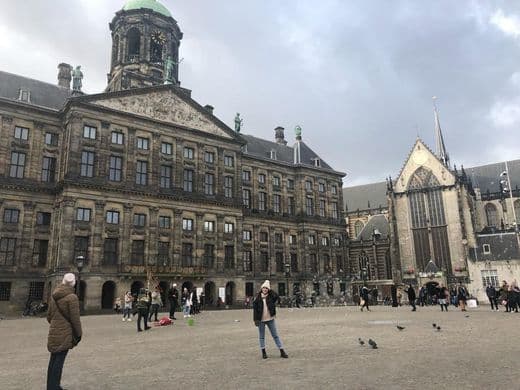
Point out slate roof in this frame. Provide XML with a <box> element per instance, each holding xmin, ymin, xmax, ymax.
<box><xmin>240</xmin><ymin>133</ymin><xmax>336</xmax><ymax>171</ymax></box>
<box><xmin>0</xmin><ymin>71</ymin><xmax>73</xmax><ymax>110</ymax></box>
<box><xmin>356</xmin><ymin>214</ymin><xmax>389</xmax><ymax>241</ymax></box>
<box><xmin>343</xmin><ymin>181</ymin><xmax>387</xmax><ymax>212</ymax></box>
<box><xmin>465</xmin><ymin>159</ymin><xmax>520</xmax><ymax>194</ymax></box>
<box><xmin>469</xmin><ymin>233</ymin><xmax>519</xmax><ymax>261</ymax></box>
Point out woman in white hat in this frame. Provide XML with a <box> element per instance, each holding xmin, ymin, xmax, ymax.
<box><xmin>252</xmin><ymin>280</ymin><xmax>288</xmax><ymax>359</ymax></box>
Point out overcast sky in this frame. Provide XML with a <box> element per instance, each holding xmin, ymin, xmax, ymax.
<box><xmin>1</xmin><ymin>0</ymin><xmax>520</xmax><ymax>186</ymax></box>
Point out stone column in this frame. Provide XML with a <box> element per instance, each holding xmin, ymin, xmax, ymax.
<box><xmin>92</xmin><ymin>200</ymin><xmax>106</xmax><ymax>267</ymax></box>
<box><xmin>0</xmin><ymin>115</ymin><xmax>13</xmax><ymax>177</ymax></box>
<box><xmin>56</xmin><ymin>197</ymin><xmax>76</xmax><ymax>269</ymax></box>
<box><xmin>120</xmin><ymin>203</ymin><xmax>133</xmax><ymax>267</ymax></box>
<box><xmin>20</xmin><ymin>201</ymin><xmax>36</xmax><ymax>269</ymax></box>
<box><xmin>148</xmin><ymin>206</ymin><xmax>159</xmax><ymax>265</ymax></box>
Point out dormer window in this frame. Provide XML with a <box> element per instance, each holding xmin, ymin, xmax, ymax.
<box><xmin>18</xmin><ymin>89</ymin><xmax>31</xmax><ymax>103</ymax></box>
<box><xmin>313</xmin><ymin>158</ymin><xmax>321</xmax><ymax>167</ymax></box>
<box><xmin>270</xmin><ymin>149</ymin><xmax>277</xmax><ymax>160</ymax></box>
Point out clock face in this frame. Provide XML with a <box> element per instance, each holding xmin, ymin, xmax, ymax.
<box><xmin>152</xmin><ymin>31</ymin><xmax>166</xmax><ymax>44</ymax></box>
<box><xmin>412</xmin><ymin>150</ymin><xmax>428</xmax><ymax>166</ymax></box>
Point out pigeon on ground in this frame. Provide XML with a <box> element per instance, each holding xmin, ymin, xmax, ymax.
<box><xmin>368</xmin><ymin>339</ymin><xmax>378</xmax><ymax>349</ymax></box>
<box><xmin>396</xmin><ymin>325</ymin><xmax>405</xmax><ymax>331</ymax></box>
<box><xmin>436</xmin><ymin>326</ymin><xmax>441</xmax><ymax>331</ymax></box>
<box><xmin>465</xmin><ymin>315</ymin><xmax>470</xmax><ymax>318</ymax></box>
<box><xmin>432</xmin><ymin>323</ymin><xmax>437</xmax><ymax>328</ymax></box>
<box><xmin>358</xmin><ymin>338</ymin><xmax>365</xmax><ymax>346</ymax></box>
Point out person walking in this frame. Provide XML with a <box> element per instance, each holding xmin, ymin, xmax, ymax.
<box><xmin>457</xmin><ymin>283</ymin><xmax>468</xmax><ymax>311</ymax></box>
<box><xmin>122</xmin><ymin>291</ymin><xmax>133</xmax><ymax>321</ymax></box>
<box><xmin>510</xmin><ymin>280</ymin><xmax>519</xmax><ymax>313</ymax></box>
<box><xmin>182</xmin><ymin>287</ymin><xmax>192</xmax><ymax>318</ymax></box>
<box><xmin>360</xmin><ymin>285</ymin><xmax>370</xmax><ymax>312</ymax></box>
<box><xmin>406</xmin><ymin>284</ymin><xmax>417</xmax><ymax>311</ymax></box>
<box><xmin>438</xmin><ymin>284</ymin><xmax>449</xmax><ymax>312</ymax></box>
<box><xmin>486</xmin><ymin>284</ymin><xmax>499</xmax><ymax>311</ymax></box>
<box><xmin>136</xmin><ymin>288</ymin><xmax>151</xmax><ymax>332</ymax></box>
<box><xmin>148</xmin><ymin>288</ymin><xmax>162</xmax><ymax>322</ymax></box>
<box><xmin>46</xmin><ymin>273</ymin><xmax>82</xmax><ymax>390</ymax></box>
<box><xmin>167</xmin><ymin>283</ymin><xmax>179</xmax><ymax>320</ymax></box>
<box><xmin>253</xmin><ymin>280</ymin><xmax>288</xmax><ymax>359</ymax></box>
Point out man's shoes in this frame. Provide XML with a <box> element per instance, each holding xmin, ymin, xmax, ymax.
<box><xmin>138</xmin><ymin>329</ymin><xmax>142</xmax><ymax>332</ymax></box>
<box><xmin>144</xmin><ymin>326</ymin><xmax>151</xmax><ymax>330</ymax></box>
<box><xmin>280</xmin><ymin>349</ymin><xmax>289</xmax><ymax>358</ymax></box>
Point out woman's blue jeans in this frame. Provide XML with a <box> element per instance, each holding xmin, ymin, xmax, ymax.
<box><xmin>258</xmin><ymin>319</ymin><xmax>283</xmax><ymax>349</ymax></box>
<box><xmin>183</xmin><ymin>304</ymin><xmax>190</xmax><ymax>316</ymax></box>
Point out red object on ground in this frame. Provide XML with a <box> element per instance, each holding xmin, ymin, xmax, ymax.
<box><xmin>158</xmin><ymin>316</ymin><xmax>172</xmax><ymax>326</ymax></box>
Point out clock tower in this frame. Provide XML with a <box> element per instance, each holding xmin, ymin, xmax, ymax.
<box><xmin>106</xmin><ymin>0</ymin><xmax>183</xmax><ymax>92</ymax></box>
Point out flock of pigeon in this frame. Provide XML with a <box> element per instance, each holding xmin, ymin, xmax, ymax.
<box><xmin>357</xmin><ymin>321</ymin><xmax>447</xmax><ymax>350</ymax></box>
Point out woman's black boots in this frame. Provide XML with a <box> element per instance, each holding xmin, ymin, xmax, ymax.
<box><xmin>280</xmin><ymin>349</ymin><xmax>288</xmax><ymax>358</ymax></box>
<box><xmin>262</xmin><ymin>349</ymin><xmax>268</xmax><ymax>359</ymax></box>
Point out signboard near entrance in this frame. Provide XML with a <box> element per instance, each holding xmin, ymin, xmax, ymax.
<box><xmin>218</xmin><ymin>287</ymin><xmax>226</xmax><ymax>302</ymax></box>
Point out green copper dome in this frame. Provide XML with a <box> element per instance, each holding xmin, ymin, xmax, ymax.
<box><xmin>123</xmin><ymin>0</ymin><xmax>172</xmax><ymax>17</ymax></box>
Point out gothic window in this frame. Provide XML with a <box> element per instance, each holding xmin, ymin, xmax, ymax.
<box><xmin>150</xmin><ymin>31</ymin><xmax>165</xmax><ymax>63</ymax></box>
<box><xmin>127</xmin><ymin>28</ymin><xmax>141</xmax><ymax>61</ymax></box>
<box><xmin>485</xmin><ymin>203</ymin><xmax>498</xmax><ymax>227</ymax></box>
<box><xmin>354</xmin><ymin>220</ymin><xmax>364</xmax><ymax>237</ymax></box>
<box><xmin>358</xmin><ymin>251</ymin><xmax>370</xmax><ymax>280</ymax></box>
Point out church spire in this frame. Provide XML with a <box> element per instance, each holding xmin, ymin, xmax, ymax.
<box><xmin>432</xmin><ymin>96</ymin><xmax>449</xmax><ymax>167</ymax></box>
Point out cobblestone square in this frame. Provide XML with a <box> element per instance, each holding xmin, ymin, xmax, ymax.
<box><xmin>1</xmin><ymin>305</ymin><xmax>518</xmax><ymax>390</ymax></box>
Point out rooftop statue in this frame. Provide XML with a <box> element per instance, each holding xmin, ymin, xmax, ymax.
<box><xmin>71</xmin><ymin>66</ymin><xmax>83</xmax><ymax>91</ymax></box>
<box><xmin>234</xmin><ymin>113</ymin><xmax>243</xmax><ymax>132</ymax></box>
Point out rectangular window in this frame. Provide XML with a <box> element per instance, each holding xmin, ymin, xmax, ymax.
<box><xmin>182</xmin><ymin>243</ymin><xmax>193</xmax><ymax>267</ymax></box>
<box><xmin>135</xmin><ymin>160</ymin><xmax>148</xmax><ymax>185</ymax></box>
<box><xmin>224</xmin><ymin>222</ymin><xmax>234</xmax><ymax>233</ymax></box>
<box><xmin>287</xmin><ymin>197</ymin><xmax>295</xmax><ymax>215</ymax></box>
<box><xmin>204</xmin><ymin>244</ymin><xmax>215</xmax><ymax>267</ymax></box>
<box><xmin>159</xmin><ymin>216</ymin><xmax>171</xmax><ymax>229</ymax></box>
<box><xmin>204</xmin><ymin>151</ymin><xmax>214</xmax><ymax>163</ymax></box>
<box><xmin>106</xmin><ymin>210</ymin><xmax>120</xmax><ymax>224</ymax></box>
<box><xmin>275</xmin><ymin>252</ymin><xmax>284</xmax><ymax>272</ymax></box>
<box><xmin>243</xmin><ymin>230</ymin><xmax>252</xmax><ymax>241</ymax></box>
<box><xmin>289</xmin><ymin>234</ymin><xmax>297</xmax><ymax>245</ymax></box>
<box><xmin>44</xmin><ymin>132</ymin><xmax>58</xmax><ymax>146</ymax></box>
<box><xmin>308</xmin><ymin>235</ymin><xmax>316</xmax><ymax>245</ymax></box>
<box><xmin>76</xmin><ymin>208</ymin><xmax>91</xmax><ymax>222</ymax></box>
<box><xmin>9</xmin><ymin>151</ymin><xmax>26</xmax><ymax>178</ymax></box>
<box><xmin>306</xmin><ymin>197</ymin><xmax>314</xmax><ymax>216</ymax></box>
<box><xmin>224</xmin><ymin>155</ymin><xmax>234</xmax><ymax>167</ymax></box>
<box><xmin>278</xmin><ymin>282</ymin><xmax>286</xmax><ymax>296</ymax></box>
<box><xmin>183</xmin><ymin>169</ymin><xmax>193</xmax><ymax>192</ymax></box>
<box><xmin>103</xmin><ymin>238</ymin><xmax>118</xmax><ymax>265</ymax></box>
<box><xmin>109</xmin><ymin>156</ymin><xmax>122</xmax><ymax>182</ymax></box>
<box><xmin>260</xmin><ymin>231</ymin><xmax>268</xmax><ymax>242</ymax></box>
<box><xmin>331</xmin><ymin>185</ymin><xmax>338</xmax><ymax>195</ymax></box>
<box><xmin>310</xmin><ymin>253</ymin><xmax>318</xmax><ymax>273</ymax></box>
<box><xmin>305</xmin><ymin>180</ymin><xmax>313</xmax><ymax>191</ymax></box>
<box><xmin>111</xmin><ymin>131</ymin><xmax>124</xmax><ymax>145</ymax></box>
<box><xmin>0</xmin><ymin>282</ymin><xmax>11</xmax><ymax>301</ymax></box>
<box><xmin>333</xmin><ymin>237</ymin><xmax>341</xmax><ymax>247</ymax></box>
<box><xmin>184</xmin><ymin>147</ymin><xmax>194</xmax><ymax>159</ymax></box>
<box><xmin>273</xmin><ymin>176</ymin><xmax>281</xmax><ymax>187</ymax></box>
<box><xmin>242</xmin><ymin>189</ymin><xmax>251</xmax><ymax>208</ymax></box>
<box><xmin>3</xmin><ymin>209</ymin><xmax>19</xmax><ymax>223</ymax></box>
<box><xmin>36</xmin><ymin>212</ymin><xmax>51</xmax><ymax>226</ymax></box>
<box><xmin>287</xmin><ymin>179</ymin><xmax>294</xmax><ymax>190</ymax></box>
<box><xmin>136</xmin><ymin>137</ymin><xmax>149</xmax><ymax>150</ymax></box>
<box><xmin>321</xmin><ymin>236</ymin><xmax>329</xmax><ymax>246</ymax></box>
<box><xmin>243</xmin><ymin>251</ymin><xmax>252</xmax><ymax>272</ymax></box>
<box><xmin>73</xmin><ymin>236</ymin><xmax>89</xmax><ymax>263</ymax></box>
<box><xmin>242</xmin><ymin>170</ymin><xmax>251</xmax><ymax>182</ymax></box>
<box><xmin>258</xmin><ymin>173</ymin><xmax>266</xmax><ymax>184</ymax></box>
<box><xmin>273</xmin><ymin>194</ymin><xmax>281</xmax><ymax>213</ymax></box>
<box><xmin>224</xmin><ymin>176</ymin><xmax>233</xmax><ymax>198</ymax></box>
<box><xmin>204</xmin><ymin>221</ymin><xmax>215</xmax><ymax>232</ymax></box>
<box><xmin>28</xmin><ymin>281</ymin><xmax>45</xmax><ymax>300</ymax></box>
<box><xmin>131</xmin><ymin>240</ymin><xmax>145</xmax><ymax>265</ymax></box>
<box><xmin>319</xmin><ymin>199</ymin><xmax>326</xmax><ymax>217</ymax></box>
<box><xmin>183</xmin><ymin>218</ymin><xmax>193</xmax><ymax>231</ymax></box>
<box><xmin>41</xmin><ymin>157</ymin><xmax>56</xmax><ymax>182</ymax></box>
<box><xmin>160</xmin><ymin>165</ymin><xmax>172</xmax><ymax>189</ymax></box>
<box><xmin>225</xmin><ymin>245</ymin><xmax>234</xmax><ymax>269</ymax></box>
<box><xmin>481</xmin><ymin>269</ymin><xmax>499</xmax><ymax>288</ymax></box>
<box><xmin>258</xmin><ymin>192</ymin><xmax>266</xmax><ymax>211</ymax></box>
<box><xmin>133</xmin><ymin>213</ymin><xmax>146</xmax><ymax>227</ymax></box>
<box><xmin>161</xmin><ymin>142</ymin><xmax>172</xmax><ymax>155</ymax></box>
<box><xmin>158</xmin><ymin>241</ymin><xmax>170</xmax><ymax>266</ymax></box>
<box><xmin>260</xmin><ymin>252</ymin><xmax>269</xmax><ymax>272</ymax></box>
<box><xmin>204</xmin><ymin>173</ymin><xmax>214</xmax><ymax>195</ymax></box>
<box><xmin>83</xmin><ymin>125</ymin><xmax>96</xmax><ymax>139</ymax></box>
<box><xmin>33</xmin><ymin>239</ymin><xmax>49</xmax><ymax>267</ymax></box>
<box><xmin>318</xmin><ymin>183</ymin><xmax>325</xmax><ymax>193</ymax></box>
<box><xmin>14</xmin><ymin>126</ymin><xmax>29</xmax><ymax>140</ymax></box>
<box><xmin>291</xmin><ymin>253</ymin><xmax>298</xmax><ymax>272</ymax></box>
<box><xmin>80</xmin><ymin>151</ymin><xmax>95</xmax><ymax>177</ymax></box>
<box><xmin>0</xmin><ymin>238</ymin><xmax>16</xmax><ymax>266</ymax></box>
<box><xmin>336</xmin><ymin>256</ymin><xmax>343</xmax><ymax>272</ymax></box>
<box><xmin>483</xmin><ymin>244</ymin><xmax>491</xmax><ymax>254</ymax></box>
<box><xmin>332</xmin><ymin>202</ymin><xmax>338</xmax><ymax>219</ymax></box>
<box><xmin>275</xmin><ymin>233</ymin><xmax>283</xmax><ymax>244</ymax></box>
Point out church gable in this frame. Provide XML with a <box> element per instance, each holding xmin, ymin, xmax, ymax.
<box><xmin>84</xmin><ymin>88</ymin><xmax>235</xmax><ymax>139</ymax></box>
<box><xmin>394</xmin><ymin>139</ymin><xmax>455</xmax><ymax>193</ymax></box>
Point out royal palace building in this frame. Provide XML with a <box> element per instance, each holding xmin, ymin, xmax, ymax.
<box><xmin>0</xmin><ymin>0</ymin><xmax>347</xmax><ymax>313</ymax></box>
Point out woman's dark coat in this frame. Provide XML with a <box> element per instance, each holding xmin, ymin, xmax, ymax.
<box><xmin>47</xmin><ymin>284</ymin><xmax>82</xmax><ymax>353</ymax></box>
<box><xmin>253</xmin><ymin>290</ymin><xmax>279</xmax><ymax>323</ymax></box>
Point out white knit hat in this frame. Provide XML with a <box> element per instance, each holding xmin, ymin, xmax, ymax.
<box><xmin>62</xmin><ymin>273</ymin><xmax>76</xmax><ymax>287</ymax></box>
<box><xmin>261</xmin><ymin>280</ymin><xmax>271</xmax><ymax>290</ymax></box>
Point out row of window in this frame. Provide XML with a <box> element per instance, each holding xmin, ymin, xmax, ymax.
<box><xmin>2</xmin><ymin>209</ymin><xmax>51</xmax><ymax>225</ymax></box>
<box><xmin>8</xmin><ymin>151</ymin><xmax>57</xmax><ymax>182</ymax></box>
<box><xmin>242</xmin><ymin>170</ymin><xmax>339</xmax><ymax>195</ymax></box>
<box><xmin>0</xmin><ymin>238</ymin><xmax>48</xmax><ymax>267</ymax></box>
<box><xmin>11</xmin><ymin>126</ymin><xmax>59</xmax><ymax>146</ymax></box>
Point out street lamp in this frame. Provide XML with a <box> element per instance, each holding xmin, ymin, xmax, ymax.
<box><xmin>361</xmin><ymin>267</ymin><xmax>368</xmax><ymax>286</ymax></box>
<box><xmin>75</xmin><ymin>255</ymin><xmax>85</xmax><ymax>303</ymax></box>
<box><xmin>284</xmin><ymin>262</ymin><xmax>291</xmax><ymax>297</ymax></box>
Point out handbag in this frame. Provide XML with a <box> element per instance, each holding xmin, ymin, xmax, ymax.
<box><xmin>53</xmin><ymin>297</ymin><xmax>81</xmax><ymax>347</ymax></box>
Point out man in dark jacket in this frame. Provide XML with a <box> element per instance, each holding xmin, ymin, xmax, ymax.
<box><xmin>168</xmin><ymin>283</ymin><xmax>179</xmax><ymax>320</ymax></box>
<box><xmin>47</xmin><ymin>273</ymin><xmax>82</xmax><ymax>390</ymax></box>
<box><xmin>360</xmin><ymin>285</ymin><xmax>370</xmax><ymax>311</ymax></box>
<box><xmin>486</xmin><ymin>284</ymin><xmax>498</xmax><ymax>311</ymax></box>
<box><xmin>406</xmin><ymin>285</ymin><xmax>417</xmax><ymax>311</ymax></box>
<box><xmin>136</xmin><ymin>288</ymin><xmax>151</xmax><ymax>332</ymax></box>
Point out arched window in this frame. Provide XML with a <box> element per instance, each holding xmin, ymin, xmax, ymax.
<box><xmin>514</xmin><ymin>200</ymin><xmax>520</xmax><ymax>226</ymax></box>
<box><xmin>112</xmin><ymin>35</ymin><xmax>120</xmax><ymax>66</ymax></box>
<box><xmin>127</xmin><ymin>28</ymin><xmax>141</xmax><ymax>61</ymax></box>
<box><xmin>150</xmin><ymin>31</ymin><xmax>164</xmax><ymax>63</ymax></box>
<box><xmin>485</xmin><ymin>203</ymin><xmax>498</xmax><ymax>227</ymax></box>
<box><xmin>354</xmin><ymin>220</ymin><xmax>364</xmax><ymax>237</ymax></box>
<box><xmin>358</xmin><ymin>251</ymin><xmax>370</xmax><ymax>280</ymax></box>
